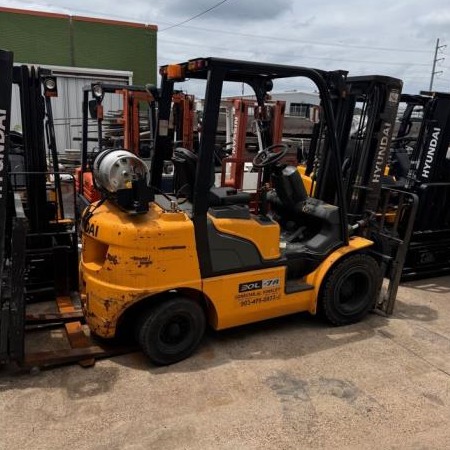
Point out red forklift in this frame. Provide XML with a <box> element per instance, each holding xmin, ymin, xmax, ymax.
<box><xmin>76</xmin><ymin>82</ymin><xmax>158</xmax><ymax>207</ymax></box>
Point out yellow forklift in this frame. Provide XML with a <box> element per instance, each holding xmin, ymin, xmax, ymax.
<box><xmin>78</xmin><ymin>58</ymin><xmax>418</xmax><ymax>365</ymax></box>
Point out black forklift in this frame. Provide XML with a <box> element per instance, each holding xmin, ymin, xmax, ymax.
<box><xmin>0</xmin><ymin>49</ymin><xmax>132</xmax><ymax>368</ymax></box>
<box><xmin>0</xmin><ymin>48</ymin><xmax>78</xmax><ymax>365</ymax></box>
<box><xmin>398</xmin><ymin>91</ymin><xmax>450</xmax><ymax>278</ymax></box>
<box><xmin>383</xmin><ymin>91</ymin><xmax>450</xmax><ymax>278</ymax></box>
<box><xmin>302</xmin><ymin>74</ymin><xmax>419</xmax><ymax>311</ymax></box>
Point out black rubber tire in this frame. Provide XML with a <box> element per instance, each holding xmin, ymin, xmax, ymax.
<box><xmin>318</xmin><ymin>253</ymin><xmax>381</xmax><ymax>326</ymax></box>
<box><xmin>136</xmin><ymin>297</ymin><xmax>205</xmax><ymax>365</ymax></box>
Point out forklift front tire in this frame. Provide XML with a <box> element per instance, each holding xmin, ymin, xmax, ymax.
<box><xmin>319</xmin><ymin>253</ymin><xmax>381</xmax><ymax>326</ymax></box>
<box><xmin>136</xmin><ymin>297</ymin><xmax>206</xmax><ymax>365</ymax></box>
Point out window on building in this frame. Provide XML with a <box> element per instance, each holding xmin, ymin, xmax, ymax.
<box><xmin>289</xmin><ymin>103</ymin><xmax>309</xmax><ymax>117</ymax></box>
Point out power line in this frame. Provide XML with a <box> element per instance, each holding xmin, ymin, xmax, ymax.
<box><xmin>160</xmin><ymin>39</ymin><xmax>431</xmax><ymax>67</ymax></box>
<box><xmin>159</xmin><ymin>0</ymin><xmax>230</xmax><ymax>32</ymax></box>
<box><xmin>160</xmin><ymin>23</ymin><xmax>431</xmax><ymax>54</ymax></box>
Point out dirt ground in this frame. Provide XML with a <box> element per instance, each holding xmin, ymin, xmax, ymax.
<box><xmin>1</xmin><ymin>276</ymin><xmax>450</xmax><ymax>449</ymax></box>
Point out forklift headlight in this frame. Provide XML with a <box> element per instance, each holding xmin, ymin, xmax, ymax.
<box><xmin>44</xmin><ymin>78</ymin><xmax>56</xmax><ymax>90</ymax></box>
<box><xmin>92</xmin><ymin>83</ymin><xmax>104</xmax><ymax>100</ymax></box>
<box><xmin>42</xmin><ymin>76</ymin><xmax>58</xmax><ymax>97</ymax></box>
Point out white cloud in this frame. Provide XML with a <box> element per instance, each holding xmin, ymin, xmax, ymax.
<box><xmin>2</xmin><ymin>0</ymin><xmax>450</xmax><ymax>93</ymax></box>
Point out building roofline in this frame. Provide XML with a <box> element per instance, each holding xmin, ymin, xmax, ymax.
<box><xmin>73</xmin><ymin>15</ymin><xmax>157</xmax><ymax>30</ymax></box>
<box><xmin>0</xmin><ymin>6</ymin><xmax>68</xmax><ymax>19</ymax></box>
<box><xmin>0</xmin><ymin>6</ymin><xmax>158</xmax><ymax>30</ymax></box>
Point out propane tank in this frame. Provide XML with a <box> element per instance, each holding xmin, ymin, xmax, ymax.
<box><xmin>93</xmin><ymin>149</ymin><xmax>149</xmax><ymax>193</ymax></box>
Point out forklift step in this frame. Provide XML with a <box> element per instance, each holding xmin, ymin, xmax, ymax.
<box><xmin>285</xmin><ymin>280</ymin><xmax>314</xmax><ymax>294</ymax></box>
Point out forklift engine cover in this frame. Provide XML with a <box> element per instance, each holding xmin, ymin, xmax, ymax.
<box><xmin>93</xmin><ymin>149</ymin><xmax>149</xmax><ymax>193</ymax></box>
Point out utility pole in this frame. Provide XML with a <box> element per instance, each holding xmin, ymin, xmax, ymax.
<box><xmin>429</xmin><ymin>38</ymin><xmax>446</xmax><ymax>91</ymax></box>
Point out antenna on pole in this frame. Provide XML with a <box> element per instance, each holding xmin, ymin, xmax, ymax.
<box><xmin>429</xmin><ymin>38</ymin><xmax>446</xmax><ymax>91</ymax></box>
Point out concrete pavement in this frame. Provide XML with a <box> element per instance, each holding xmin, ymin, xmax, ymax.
<box><xmin>1</xmin><ymin>276</ymin><xmax>450</xmax><ymax>449</ymax></box>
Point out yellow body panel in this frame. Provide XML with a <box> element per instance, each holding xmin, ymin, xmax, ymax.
<box><xmin>80</xmin><ymin>201</ymin><xmax>373</xmax><ymax>338</ymax></box>
<box><xmin>80</xmin><ymin>202</ymin><xmax>201</xmax><ymax>337</ymax></box>
<box><xmin>203</xmin><ymin>266</ymin><xmax>311</xmax><ymax>330</ymax></box>
<box><xmin>203</xmin><ymin>235</ymin><xmax>373</xmax><ymax>330</ymax></box>
<box><xmin>305</xmin><ymin>235</ymin><xmax>373</xmax><ymax>314</ymax></box>
<box><xmin>297</xmin><ymin>165</ymin><xmax>314</xmax><ymax>195</ymax></box>
<box><xmin>210</xmin><ymin>214</ymin><xmax>281</xmax><ymax>260</ymax></box>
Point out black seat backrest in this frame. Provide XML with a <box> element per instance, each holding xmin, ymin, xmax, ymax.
<box><xmin>172</xmin><ymin>148</ymin><xmax>246</xmax><ymax>208</ymax></box>
<box><xmin>172</xmin><ymin>147</ymin><xmax>198</xmax><ymax>200</ymax></box>
<box><xmin>272</xmin><ymin>165</ymin><xmax>308</xmax><ymax>210</ymax></box>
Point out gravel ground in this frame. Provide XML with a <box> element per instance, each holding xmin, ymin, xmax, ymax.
<box><xmin>1</xmin><ymin>276</ymin><xmax>450</xmax><ymax>449</ymax></box>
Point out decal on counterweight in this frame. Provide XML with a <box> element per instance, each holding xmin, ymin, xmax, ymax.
<box><xmin>236</xmin><ymin>277</ymin><xmax>281</xmax><ymax>307</ymax></box>
<box><xmin>238</xmin><ymin>277</ymin><xmax>280</xmax><ymax>293</ymax></box>
<box><xmin>84</xmin><ymin>221</ymin><xmax>99</xmax><ymax>237</ymax></box>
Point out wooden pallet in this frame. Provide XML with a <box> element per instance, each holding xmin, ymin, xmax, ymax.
<box><xmin>22</xmin><ymin>296</ymin><xmax>135</xmax><ymax>369</ymax></box>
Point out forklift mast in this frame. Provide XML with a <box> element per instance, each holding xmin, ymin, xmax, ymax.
<box><xmin>1</xmin><ymin>49</ymin><xmax>81</xmax><ymax>364</ymax></box>
<box><xmin>302</xmin><ymin>75</ymin><xmax>402</xmax><ymax>223</ymax></box>
<box><xmin>392</xmin><ymin>91</ymin><xmax>450</xmax><ymax>278</ymax></box>
<box><xmin>172</xmin><ymin>92</ymin><xmax>195</xmax><ymax>150</ymax></box>
<box><xmin>337</xmin><ymin>76</ymin><xmax>402</xmax><ymax>221</ymax></box>
<box><xmin>406</xmin><ymin>92</ymin><xmax>450</xmax><ymax>187</ymax></box>
<box><xmin>13</xmin><ymin>65</ymin><xmax>49</xmax><ymax>233</ymax></box>
<box><xmin>0</xmin><ymin>49</ymin><xmax>27</xmax><ymax>363</ymax></box>
<box><xmin>0</xmin><ymin>49</ymin><xmax>13</xmax><ymax>301</ymax></box>
<box><xmin>393</xmin><ymin>94</ymin><xmax>428</xmax><ymax>147</ymax></box>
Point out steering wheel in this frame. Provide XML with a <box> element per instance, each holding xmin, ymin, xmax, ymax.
<box><xmin>252</xmin><ymin>144</ymin><xmax>288</xmax><ymax>169</ymax></box>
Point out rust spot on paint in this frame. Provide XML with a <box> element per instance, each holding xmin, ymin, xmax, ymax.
<box><xmin>130</xmin><ymin>256</ymin><xmax>152</xmax><ymax>267</ymax></box>
<box><xmin>158</xmin><ymin>245</ymin><xmax>186</xmax><ymax>250</ymax></box>
<box><xmin>103</xmin><ymin>299</ymin><xmax>113</xmax><ymax>311</ymax></box>
<box><xmin>106</xmin><ymin>253</ymin><xmax>119</xmax><ymax>265</ymax></box>
<box><xmin>103</xmin><ymin>320</ymin><xmax>113</xmax><ymax>335</ymax></box>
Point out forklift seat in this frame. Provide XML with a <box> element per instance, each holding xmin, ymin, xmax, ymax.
<box><xmin>272</xmin><ymin>165</ymin><xmax>308</xmax><ymax>207</ymax></box>
<box><xmin>269</xmin><ymin>165</ymin><xmax>342</xmax><ymax>259</ymax></box>
<box><xmin>172</xmin><ymin>147</ymin><xmax>250</xmax><ymax>206</ymax></box>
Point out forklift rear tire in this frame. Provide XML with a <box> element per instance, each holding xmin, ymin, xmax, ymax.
<box><xmin>319</xmin><ymin>253</ymin><xmax>381</xmax><ymax>326</ymax></box>
<box><xmin>136</xmin><ymin>297</ymin><xmax>206</xmax><ymax>365</ymax></box>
